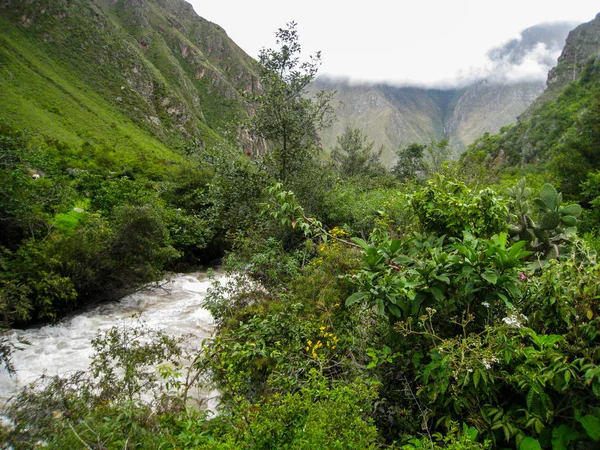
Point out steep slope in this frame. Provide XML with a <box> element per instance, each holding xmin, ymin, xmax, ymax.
<box><xmin>524</xmin><ymin>13</ymin><xmax>600</xmax><ymax>116</ymax></box>
<box><xmin>446</xmin><ymin>80</ymin><xmax>544</xmax><ymax>149</ymax></box>
<box><xmin>0</xmin><ymin>0</ymin><xmax>259</xmax><ymax>173</ymax></box>
<box><xmin>310</xmin><ymin>78</ymin><xmax>543</xmax><ymax>165</ymax></box>
<box><xmin>464</xmin><ymin>13</ymin><xmax>600</xmax><ymax>197</ymax></box>
<box><xmin>309</xmin><ymin>79</ymin><xmax>456</xmax><ymax>165</ymax></box>
<box><xmin>310</xmin><ymin>21</ymin><xmax>580</xmax><ymax>164</ymax></box>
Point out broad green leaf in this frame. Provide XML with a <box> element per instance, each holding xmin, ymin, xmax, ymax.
<box><xmin>345</xmin><ymin>291</ymin><xmax>368</xmax><ymax>306</ymax></box>
<box><xmin>481</xmin><ymin>272</ymin><xmax>498</xmax><ymax>284</ymax></box>
<box><xmin>351</xmin><ymin>237</ymin><xmax>370</xmax><ymax>250</ymax></box>
<box><xmin>540</xmin><ymin>183</ymin><xmax>559</xmax><ymax>210</ymax></box>
<box><xmin>552</xmin><ymin>424</ymin><xmax>579</xmax><ymax>450</ymax></box>
<box><xmin>533</xmin><ymin>198</ymin><xmax>550</xmax><ymax>212</ymax></box>
<box><xmin>428</xmin><ymin>285</ymin><xmax>445</xmax><ymax>302</ymax></box>
<box><xmin>539</xmin><ymin>211</ymin><xmax>561</xmax><ymax>230</ymax></box>
<box><xmin>560</xmin><ymin>203</ymin><xmax>582</xmax><ymax>216</ymax></box>
<box><xmin>561</xmin><ymin>215</ymin><xmax>577</xmax><ymax>227</ymax></box>
<box><xmin>578</xmin><ymin>414</ymin><xmax>600</xmax><ymax>441</ymax></box>
<box><xmin>519</xmin><ymin>436</ymin><xmax>541</xmax><ymax>450</ymax></box>
<box><xmin>388</xmin><ymin>239</ymin><xmax>402</xmax><ymax>255</ymax></box>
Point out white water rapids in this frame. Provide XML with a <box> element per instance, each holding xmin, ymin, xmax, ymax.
<box><xmin>0</xmin><ymin>271</ymin><xmax>223</xmax><ymax>408</ymax></box>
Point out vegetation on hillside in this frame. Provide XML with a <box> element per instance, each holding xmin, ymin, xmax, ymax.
<box><xmin>2</xmin><ymin>13</ymin><xmax>600</xmax><ymax>450</ymax></box>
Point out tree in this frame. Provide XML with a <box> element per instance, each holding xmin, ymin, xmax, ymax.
<box><xmin>331</xmin><ymin>126</ymin><xmax>384</xmax><ymax>177</ymax></box>
<box><xmin>393</xmin><ymin>140</ymin><xmax>451</xmax><ymax>181</ymax></box>
<box><xmin>426</xmin><ymin>139</ymin><xmax>451</xmax><ymax>175</ymax></box>
<box><xmin>393</xmin><ymin>143</ymin><xmax>426</xmax><ymax>181</ymax></box>
<box><xmin>248</xmin><ymin>22</ymin><xmax>335</xmax><ymax>182</ymax></box>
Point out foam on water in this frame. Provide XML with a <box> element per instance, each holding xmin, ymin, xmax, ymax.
<box><xmin>0</xmin><ymin>271</ymin><xmax>224</xmax><ymax>405</ymax></box>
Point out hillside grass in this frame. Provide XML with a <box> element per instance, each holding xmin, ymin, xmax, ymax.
<box><xmin>0</xmin><ymin>17</ymin><xmax>185</xmax><ymax>177</ymax></box>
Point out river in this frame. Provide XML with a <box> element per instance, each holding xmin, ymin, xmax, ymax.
<box><xmin>0</xmin><ymin>271</ymin><xmax>222</xmax><ymax>409</ymax></box>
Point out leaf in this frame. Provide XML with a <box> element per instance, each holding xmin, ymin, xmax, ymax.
<box><xmin>552</xmin><ymin>424</ymin><xmax>579</xmax><ymax>450</ymax></box>
<box><xmin>540</xmin><ymin>183</ymin><xmax>559</xmax><ymax>210</ymax></box>
<box><xmin>350</xmin><ymin>237</ymin><xmax>370</xmax><ymax>250</ymax></box>
<box><xmin>539</xmin><ymin>211</ymin><xmax>561</xmax><ymax>230</ymax></box>
<box><xmin>388</xmin><ymin>239</ymin><xmax>402</xmax><ymax>255</ymax></box>
<box><xmin>533</xmin><ymin>198</ymin><xmax>550</xmax><ymax>213</ymax></box>
<box><xmin>578</xmin><ymin>414</ymin><xmax>600</xmax><ymax>441</ymax></box>
<box><xmin>345</xmin><ymin>291</ymin><xmax>368</xmax><ymax>306</ymax></box>
<box><xmin>481</xmin><ymin>272</ymin><xmax>498</xmax><ymax>285</ymax></box>
<box><xmin>428</xmin><ymin>285</ymin><xmax>445</xmax><ymax>302</ymax></box>
<box><xmin>526</xmin><ymin>388</ymin><xmax>536</xmax><ymax>411</ymax></box>
<box><xmin>519</xmin><ymin>436</ymin><xmax>541</xmax><ymax>450</ymax></box>
<box><xmin>560</xmin><ymin>215</ymin><xmax>577</xmax><ymax>227</ymax></box>
<box><xmin>507</xmin><ymin>240</ymin><xmax>527</xmax><ymax>257</ymax></box>
<box><xmin>560</xmin><ymin>203</ymin><xmax>582</xmax><ymax>216</ymax></box>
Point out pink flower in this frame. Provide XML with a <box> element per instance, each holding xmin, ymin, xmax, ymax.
<box><xmin>519</xmin><ymin>273</ymin><xmax>526</xmax><ymax>281</ymax></box>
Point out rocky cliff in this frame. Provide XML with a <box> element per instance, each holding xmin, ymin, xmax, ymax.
<box><xmin>523</xmin><ymin>13</ymin><xmax>600</xmax><ymax>118</ymax></box>
<box><xmin>310</xmin><ymin>78</ymin><xmax>544</xmax><ymax>165</ymax></box>
<box><xmin>0</xmin><ymin>0</ymin><xmax>259</xmax><ymax>161</ymax></box>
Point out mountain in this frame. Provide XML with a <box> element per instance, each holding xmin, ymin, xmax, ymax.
<box><xmin>522</xmin><ymin>13</ymin><xmax>600</xmax><ymax>118</ymax></box>
<box><xmin>0</xmin><ymin>0</ymin><xmax>259</xmax><ymax>174</ymax></box>
<box><xmin>310</xmin><ymin>22</ymin><xmax>578</xmax><ymax>165</ymax></box>
<box><xmin>464</xmin><ymin>13</ymin><xmax>600</xmax><ymax>197</ymax></box>
<box><xmin>310</xmin><ymin>78</ymin><xmax>543</xmax><ymax>165</ymax></box>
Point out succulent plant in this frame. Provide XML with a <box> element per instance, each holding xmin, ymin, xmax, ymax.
<box><xmin>507</xmin><ymin>180</ymin><xmax>582</xmax><ymax>260</ymax></box>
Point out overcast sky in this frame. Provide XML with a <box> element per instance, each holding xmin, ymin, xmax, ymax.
<box><xmin>187</xmin><ymin>1</ymin><xmax>599</xmax><ymax>87</ymax></box>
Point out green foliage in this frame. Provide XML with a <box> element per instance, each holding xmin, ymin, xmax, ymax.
<box><xmin>0</xmin><ymin>324</ymin><xmax>190</xmax><ymax>449</ymax></box>
<box><xmin>507</xmin><ymin>179</ymin><xmax>582</xmax><ymax>259</ymax></box>
<box><xmin>346</xmin><ymin>231</ymin><xmax>530</xmax><ymax>323</ymax></box>
<box><xmin>394</xmin><ymin>140</ymin><xmax>452</xmax><ymax>182</ymax></box>
<box><xmin>409</xmin><ymin>176</ymin><xmax>508</xmax><ymax>238</ymax></box>
<box><xmin>248</xmin><ymin>22</ymin><xmax>335</xmax><ymax>182</ymax></box>
<box><xmin>209</xmin><ymin>371</ymin><xmax>379</xmax><ymax>449</ymax></box>
<box><xmin>401</xmin><ymin>422</ymin><xmax>492</xmax><ymax>449</ymax></box>
<box><xmin>331</xmin><ymin>126</ymin><xmax>385</xmax><ymax>178</ymax></box>
<box><xmin>394</xmin><ymin>143</ymin><xmax>427</xmax><ymax>181</ymax></box>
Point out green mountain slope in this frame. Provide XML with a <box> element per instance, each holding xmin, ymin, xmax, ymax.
<box><xmin>523</xmin><ymin>13</ymin><xmax>600</xmax><ymax>117</ymax></box>
<box><xmin>0</xmin><ymin>0</ymin><xmax>259</xmax><ymax>174</ymax></box>
<box><xmin>463</xmin><ymin>13</ymin><xmax>600</xmax><ymax>197</ymax></box>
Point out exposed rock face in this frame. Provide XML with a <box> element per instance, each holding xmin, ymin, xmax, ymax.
<box><xmin>446</xmin><ymin>80</ymin><xmax>544</xmax><ymax>149</ymax></box>
<box><xmin>309</xmin><ymin>78</ymin><xmax>544</xmax><ymax>166</ymax></box>
<box><xmin>310</xmin><ymin>20</ymin><xmax>582</xmax><ymax>165</ymax></box>
<box><xmin>0</xmin><ymin>0</ymin><xmax>260</xmax><ymax>151</ymax></box>
<box><xmin>523</xmin><ymin>13</ymin><xmax>600</xmax><ymax>117</ymax></box>
<box><xmin>547</xmin><ymin>13</ymin><xmax>600</xmax><ymax>91</ymax></box>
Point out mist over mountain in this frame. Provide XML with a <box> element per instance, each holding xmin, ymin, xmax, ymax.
<box><xmin>311</xmin><ymin>21</ymin><xmax>579</xmax><ymax>164</ymax></box>
<box><xmin>469</xmin><ymin>12</ymin><xmax>600</xmax><ymax>197</ymax></box>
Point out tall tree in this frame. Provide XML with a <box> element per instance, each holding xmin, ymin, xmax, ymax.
<box><xmin>248</xmin><ymin>22</ymin><xmax>335</xmax><ymax>182</ymax></box>
<box><xmin>393</xmin><ymin>140</ymin><xmax>451</xmax><ymax>181</ymax></box>
<box><xmin>393</xmin><ymin>143</ymin><xmax>426</xmax><ymax>181</ymax></box>
<box><xmin>331</xmin><ymin>127</ymin><xmax>384</xmax><ymax>177</ymax></box>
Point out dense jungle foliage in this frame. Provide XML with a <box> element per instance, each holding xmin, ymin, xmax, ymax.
<box><xmin>3</xmin><ymin>21</ymin><xmax>600</xmax><ymax>450</ymax></box>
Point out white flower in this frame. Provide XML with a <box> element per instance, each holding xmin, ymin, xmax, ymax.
<box><xmin>502</xmin><ymin>313</ymin><xmax>528</xmax><ymax>329</ymax></box>
<box><xmin>482</xmin><ymin>302</ymin><xmax>490</xmax><ymax>308</ymax></box>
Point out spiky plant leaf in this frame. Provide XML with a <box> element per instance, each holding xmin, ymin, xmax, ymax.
<box><xmin>533</xmin><ymin>198</ymin><xmax>550</xmax><ymax>213</ymax></box>
<box><xmin>540</xmin><ymin>183</ymin><xmax>559</xmax><ymax>210</ymax></box>
<box><xmin>561</xmin><ymin>215</ymin><xmax>577</xmax><ymax>227</ymax></box>
<box><xmin>539</xmin><ymin>211</ymin><xmax>561</xmax><ymax>230</ymax></box>
<box><xmin>560</xmin><ymin>204</ymin><xmax>582</xmax><ymax>216</ymax></box>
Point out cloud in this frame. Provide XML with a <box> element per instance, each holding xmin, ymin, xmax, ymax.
<box><xmin>460</xmin><ymin>22</ymin><xmax>579</xmax><ymax>85</ymax></box>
